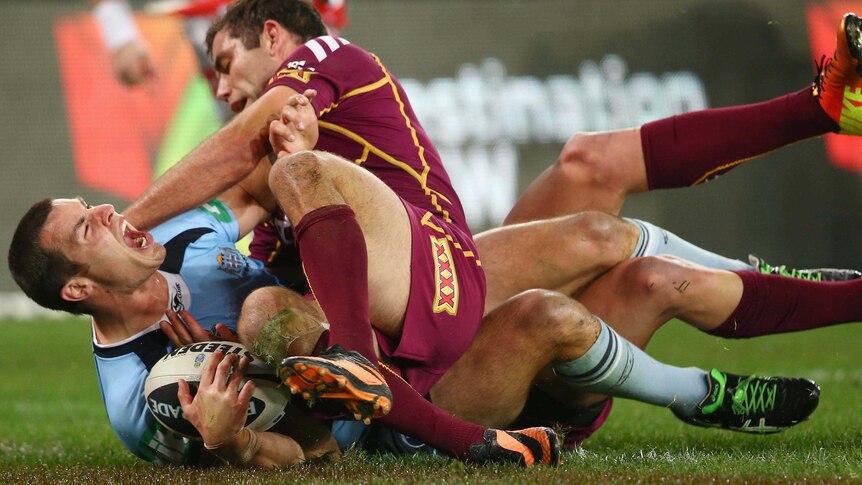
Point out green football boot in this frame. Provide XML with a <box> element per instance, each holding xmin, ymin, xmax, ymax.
<box><xmin>674</xmin><ymin>369</ymin><xmax>820</xmax><ymax>434</ymax></box>
<box><xmin>749</xmin><ymin>254</ymin><xmax>861</xmax><ymax>282</ymax></box>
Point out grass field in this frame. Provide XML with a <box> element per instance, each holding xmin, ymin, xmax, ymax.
<box><xmin>2</xmin><ymin>317</ymin><xmax>861</xmax><ymax>484</ymax></box>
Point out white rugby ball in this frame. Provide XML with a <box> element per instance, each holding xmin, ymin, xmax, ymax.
<box><xmin>144</xmin><ymin>341</ymin><xmax>289</xmax><ymax>440</ymax></box>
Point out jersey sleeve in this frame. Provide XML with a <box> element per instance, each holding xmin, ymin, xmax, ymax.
<box><xmin>151</xmin><ymin>199</ymin><xmax>240</xmax><ymax>247</ymax></box>
<box><xmin>262</xmin><ymin>37</ymin><xmax>375</xmax><ymax>116</ymax></box>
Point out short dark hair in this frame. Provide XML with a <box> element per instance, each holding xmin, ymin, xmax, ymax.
<box><xmin>8</xmin><ymin>199</ymin><xmax>89</xmax><ymax>315</ymax></box>
<box><xmin>206</xmin><ymin>0</ymin><xmax>327</xmax><ymax>55</ymax></box>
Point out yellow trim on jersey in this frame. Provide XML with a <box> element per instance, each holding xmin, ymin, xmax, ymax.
<box><xmin>318</xmin><ymin>103</ymin><xmax>337</xmax><ymax>117</ymax></box>
<box><xmin>419</xmin><ymin>211</ymin><xmax>482</xmax><ymax>267</ymax></box>
<box><xmin>308</xmin><ymin>56</ymin><xmax>454</xmax><ymax>221</ymax></box>
<box><xmin>370</xmin><ymin>53</ymin><xmax>452</xmax><ymax>223</ymax></box>
<box><xmin>690</xmin><ymin>157</ymin><xmax>753</xmax><ymax>186</ymax></box>
<box><xmin>316</xmin><ymin>77</ymin><xmax>389</xmax><ymax>117</ymax></box>
<box><xmin>356</xmin><ymin>146</ymin><xmax>371</xmax><ymax>165</ymax></box>
<box><xmin>342</xmin><ymin>77</ymin><xmax>389</xmax><ymax>100</ymax></box>
<box><xmin>420</xmin><ymin>212</ymin><xmax>445</xmax><ymax>233</ymax></box>
<box><xmin>318</xmin><ymin>120</ymin><xmax>454</xmax><ymax>210</ymax></box>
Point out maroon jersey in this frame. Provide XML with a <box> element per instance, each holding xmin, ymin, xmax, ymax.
<box><xmin>262</xmin><ymin>36</ymin><xmax>468</xmax><ymax>230</ymax></box>
<box><xmin>258</xmin><ymin>37</ymin><xmax>486</xmax><ymax>392</ymax></box>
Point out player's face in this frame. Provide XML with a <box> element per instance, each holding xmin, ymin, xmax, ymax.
<box><xmin>211</xmin><ymin>29</ymin><xmax>283</xmax><ymax>114</ymax></box>
<box><xmin>41</xmin><ymin>198</ymin><xmax>165</xmax><ymax>291</ymax></box>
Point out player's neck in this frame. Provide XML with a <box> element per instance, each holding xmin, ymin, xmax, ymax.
<box><xmin>91</xmin><ymin>272</ymin><xmax>170</xmax><ymax>344</ymax></box>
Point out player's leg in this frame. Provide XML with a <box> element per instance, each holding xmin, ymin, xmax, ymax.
<box><xmin>269</xmin><ymin>150</ymin><xmax>559</xmax><ymax>466</ymax></box>
<box><xmin>431</xmin><ymin>288</ymin><xmax>711</xmax><ymax>427</ymax></box>
<box><xmin>579</xmin><ymin>254</ymin><xmax>862</xmax><ymax>343</ymax></box>
<box><xmin>236</xmin><ymin>286</ymin><xmax>327</xmax><ymax>365</ymax></box>
<box><xmin>269</xmin><ymin>149</ymin><xmax>411</xmax><ymax>342</ymax></box>
<box><xmin>476</xmin><ymin>213</ymin><xmax>636</xmax><ymax>312</ymax></box>
<box><xmin>504</xmin><ymin>13</ymin><xmax>862</xmax><ymax>225</ymax></box>
<box><xmin>505</xmin><ymin>128</ymin><xmax>644</xmax><ymax>223</ymax></box>
<box><xmin>431</xmin><ymin>288</ymin><xmax>817</xmax><ymax>435</ymax></box>
<box><xmin>430</xmin><ymin>289</ymin><xmax>601</xmax><ymax>428</ymax></box>
<box><xmin>578</xmin><ymin>255</ymin><xmax>743</xmax><ymax>347</ymax></box>
<box><xmin>477</xmin><ymin>212</ymin><xmax>751</xmax><ymax>312</ymax></box>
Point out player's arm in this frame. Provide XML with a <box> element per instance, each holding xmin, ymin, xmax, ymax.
<box><xmin>178</xmin><ymin>351</ymin><xmax>338</xmax><ymax>468</ymax></box>
<box><xmin>213</xmin><ymin>91</ymin><xmax>320</xmax><ymax>236</ymax></box>
<box><xmin>217</xmin><ymin>159</ymin><xmax>276</xmax><ymax>238</ymax></box>
<box><xmin>90</xmin><ymin>0</ymin><xmax>156</xmax><ymax>86</ymax></box>
<box><xmin>123</xmin><ymin>85</ymin><xmax>302</xmax><ymax>231</ymax></box>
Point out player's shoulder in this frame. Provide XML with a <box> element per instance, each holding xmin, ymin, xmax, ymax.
<box><xmin>151</xmin><ymin>201</ymin><xmax>236</xmax><ymax>245</ymax></box>
<box><xmin>285</xmin><ymin>36</ymin><xmax>369</xmax><ymax>68</ymax></box>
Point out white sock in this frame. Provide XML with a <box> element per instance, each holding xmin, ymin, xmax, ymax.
<box><xmin>627</xmin><ymin>218</ymin><xmax>752</xmax><ymax>271</ymax></box>
<box><xmin>553</xmin><ymin>318</ymin><xmax>707</xmax><ymax>416</ymax></box>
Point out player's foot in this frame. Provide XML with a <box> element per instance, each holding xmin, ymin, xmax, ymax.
<box><xmin>468</xmin><ymin>427</ymin><xmax>561</xmax><ymax>467</ymax></box>
<box><xmin>674</xmin><ymin>369</ymin><xmax>820</xmax><ymax>434</ymax></box>
<box><xmin>749</xmin><ymin>254</ymin><xmax>862</xmax><ymax>281</ymax></box>
<box><xmin>814</xmin><ymin>12</ymin><xmax>862</xmax><ymax>134</ymax></box>
<box><xmin>279</xmin><ymin>344</ymin><xmax>392</xmax><ymax>424</ymax></box>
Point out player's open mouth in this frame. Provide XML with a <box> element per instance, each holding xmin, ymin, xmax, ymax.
<box><xmin>121</xmin><ymin>219</ymin><xmax>153</xmax><ymax>250</ymax></box>
<box><xmin>230</xmin><ymin>99</ymin><xmax>246</xmax><ymax>113</ymax></box>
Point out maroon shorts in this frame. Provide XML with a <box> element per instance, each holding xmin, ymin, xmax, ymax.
<box><xmin>513</xmin><ymin>398</ymin><xmax>614</xmax><ymax>449</ymax></box>
<box><xmin>561</xmin><ymin>399</ymin><xmax>613</xmax><ymax>447</ymax></box>
<box><xmin>374</xmin><ymin>200</ymin><xmax>487</xmax><ymax>396</ymax></box>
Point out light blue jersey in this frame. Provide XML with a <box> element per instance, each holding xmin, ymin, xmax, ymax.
<box><xmin>92</xmin><ymin>200</ymin><xmax>280</xmax><ymax>465</ymax></box>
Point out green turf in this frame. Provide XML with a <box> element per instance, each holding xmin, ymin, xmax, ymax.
<box><xmin>2</xmin><ymin>318</ymin><xmax>862</xmax><ymax>483</ymax></box>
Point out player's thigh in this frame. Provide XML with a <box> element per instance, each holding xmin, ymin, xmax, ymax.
<box><xmin>276</xmin><ymin>151</ymin><xmax>413</xmax><ymax>332</ymax></box>
<box><xmin>476</xmin><ymin>214</ymin><xmax>632</xmax><ymax>313</ymax></box>
<box><xmin>321</xmin><ymin>157</ymin><xmax>413</xmax><ymax>328</ymax></box>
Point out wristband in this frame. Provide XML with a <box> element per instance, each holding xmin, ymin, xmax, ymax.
<box><xmin>237</xmin><ymin>427</ymin><xmax>261</xmax><ymax>464</ymax></box>
<box><xmin>204</xmin><ymin>427</ymin><xmax>261</xmax><ymax>465</ymax></box>
<box><xmin>93</xmin><ymin>0</ymin><xmax>141</xmax><ymax>52</ymax></box>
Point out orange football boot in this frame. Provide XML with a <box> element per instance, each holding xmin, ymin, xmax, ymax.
<box><xmin>814</xmin><ymin>13</ymin><xmax>862</xmax><ymax>134</ymax></box>
<box><xmin>279</xmin><ymin>344</ymin><xmax>392</xmax><ymax>424</ymax></box>
<box><xmin>468</xmin><ymin>427</ymin><xmax>561</xmax><ymax>467</ymax></box>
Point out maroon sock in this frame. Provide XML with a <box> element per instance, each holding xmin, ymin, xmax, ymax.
<box><xmin>377</xmin><ymin>363</ymin><xmax>486</xmax><ymax>459</ymax></box>
<box><xmin>294</xmin><ymin>205</ymin><xmax>376</xmax><ymax>358</ymax></box>
<box><xmin>641</xmin><ymin>87</ymin><xmax>838</xmax><ymax>189</ymax></box>
<box><xmin>710</xmin><ymin>271</ymin><xmax>862</xmax><ymax>338</ymax></box>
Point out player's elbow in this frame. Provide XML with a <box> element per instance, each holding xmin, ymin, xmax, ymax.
<box><xmin>220</xmin><ymin>123</ymin><xmax>270</xmax><ymax>180</ymax></box>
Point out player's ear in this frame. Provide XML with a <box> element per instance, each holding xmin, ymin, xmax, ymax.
<box><xmin>262</xmin><ymin>20</ymin><xmax>280</xmax><ymax>54</ymax></box>
<box><xmin>61</xmin><ymin>277</ymin><xmax>94</xmax><ymax>303</ymax></box>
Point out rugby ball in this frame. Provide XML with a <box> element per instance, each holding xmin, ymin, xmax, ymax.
<box><xmin>144</xmin><ymin>341</ymin><xmax>289</xmax><ymax>440</ymax></box>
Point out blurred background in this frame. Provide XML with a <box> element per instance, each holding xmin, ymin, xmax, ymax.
<box><xmin>2</xmin><ymin>0</ymin><xmax>862</xmax><ymax>315</ymax></box>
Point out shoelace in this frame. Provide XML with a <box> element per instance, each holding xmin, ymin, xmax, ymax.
<box><xmin>731</xmin><ymin>377</ymin><xmax>777</xmax><ymax>416</ymax></box>
<box><xmin>757</xmin><ymin>259</ymin><xmax>824</xmax><ymax>281</ymax></box>
<box><xmin>775</xmin><ymin>265</ymin><xmax>823</xmax><ymax>281</ymax></box>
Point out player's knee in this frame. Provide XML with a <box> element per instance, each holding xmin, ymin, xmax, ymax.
<box><xmin>509</xmin><ymin>289</ymin><xmax>599</xmax><ymax>349</ymax></box>
<box><xmin>558</xmin><ymin>132</ymin><xmax>617</xmax><ymax>190</ymax></box>
<box><xmin>618</xmin><ymin>255</ymin><xmax>697</xmax><ymax>309</ymax></box>
<box><xmin>237</xmin><ymin>287</ymin><xmax>283</xmax><ymax>346</ymax></box>
<box><xmin>560</xmin><ymin>211</ymin><xmax>631</xmax><ymax>268</ymax></box>
<box><xmin>268</xmin><ymin>149</ymin><xmax>327</xmax><ymax>198</ymax></box>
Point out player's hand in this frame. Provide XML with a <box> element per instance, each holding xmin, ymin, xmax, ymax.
<box><xmin>111</xmin><ymin>40</ymin><xmax>156</xmax><ymax>87</ymax></box>
<box><xmin>160</xmin><ymin>309</ymin><xmax>238</xmax><ymax>346</ymax></box>
<box><xmin>269</xmin><ymin>90</ymin><xmax>319</xmax><ymax>156</ymax></box>
<box><xmin>178</xmin><ymin>351</ymin><xmax>255</xmax><ymax>447</ymax></box>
